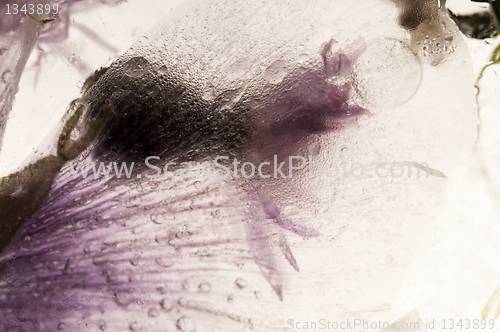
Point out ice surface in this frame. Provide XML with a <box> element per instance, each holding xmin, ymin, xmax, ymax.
<box><xmin>0</xmin><ymin>0</ymin><xmax>479</xmax><ymax>331</ymax></box>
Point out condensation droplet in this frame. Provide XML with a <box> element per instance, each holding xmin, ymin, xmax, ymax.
<box><xmin>57</xmin><ymin>322</ymin><xmax>65</xmax><ymax>330</ymax></box>
<box><xmin>194</xmin><ymin>181</ymin><xmax>201</xmax><ymax>189</ymax></box>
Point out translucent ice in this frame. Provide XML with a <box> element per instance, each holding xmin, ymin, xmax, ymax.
<box><xmin>0</xmin><ymin>0</ymin><xmax>477</xmax><ymax>331</ymax></box>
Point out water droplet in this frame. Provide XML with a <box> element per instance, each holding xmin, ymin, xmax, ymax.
<box><xmin>57</xmin><ymin>322</ymin><xmax>65</xmax><ymax>330</ymax></box>
<box><xmin>194</xmin><ymin>181</ymin><xmax>201</xmax><ymax>189</ymax></box>
<box><xmin>176</xmin><ymin>317</ymin><xmax>195</xmax><ymax>332</ymax></box>
<box><xmin>211</xmin><ymin>209</ymin><xmax>221</xmax><ymax>218</ymax></box>
<box><xmin>235</xmin><ymin>278</ymin><xmax>247</xmax><ymax>289</ymax></box>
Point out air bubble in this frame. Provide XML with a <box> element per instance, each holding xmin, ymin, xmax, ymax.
<box><xmin>264</xmin><ymin>60</ymin><xmax>288</xmax><ymax>84</ymax></box>
<box><xmin>235</xmin><ymin>278</ymin><xmax>247</xmax><ymax>289</ymax></box>
<box><xmin>129</xmin><ymin>320</ymin><xmax>146</xmax><ymax>332</ymax></box>
<box><xmin>123</xmin><ymin>57</ymin><xmax>149</xmax><ymax>78</ymax></box>
<box><xmin>178</xmin><ymin>297</ymin><xmax>188</xmax><ymax>306</ymax></box>
<box><xmin>150</xmin><ymin>214</ymin><xmax>166</xmax><ymax>224</ymax></box>
<box><xmin>158</xmin><ymin>65</ymin><xmax>168</xmax><ymax>75</ymax></box>
<box><xmin>308</xmin><ymin>142</ymin><xmax>321</xmax><ymax>156</ymax></box>
<box><xmin>198</xmin><ymin>282</ymin><xmax>211</xmax><ymax>293</ymax></box>
<box><xmin>176</xmin><ymin>317</ymin><xmax>195</xmax><ymax>332</ymax></box>
<box><xmin>161</xmin><ymin>298</ymin><xmax>175</xmax><ymax>312</ymax></box>
<box><xmin>1</xmin><ymin>70</ymin><xmax>13</xmax><ymax>83</ymax></box>
<box><xmin>130</xmin><ymin>255</ymin><xmax>140</xmax><ymax>266</ymax></box>
<box><xmin>156</xmin><ymin>257</ymin><xmax>175</xmax><ymax>268</ymax></box>
<box><xmin>297</xmin><ymin>53</ymin><xmax>310</xmax><ymax>63</ymax></box>
<box><xmin>98</xmin><ymin>320</ymin><xmax>107</xmax><ymax>331</ymax></box>
<box><xmin>148</xmin><ymin>308</ymin><xmax>160</xmax><ymax>317</ymax></box>
<box><xmin>182</xmin><ymin>279</ymin><xmax>198</xmax><ymax>292</ymax></box>
<box><xmin>353</xmin><ymin>38</ymin><xmax>422</xmax><ymax>110</ymax></box>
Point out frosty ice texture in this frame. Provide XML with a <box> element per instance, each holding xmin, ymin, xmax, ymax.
<box><xmin>0</xmin><ymin>0</ymin><xmax>477</xmax><ymax>331</ymax></box>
